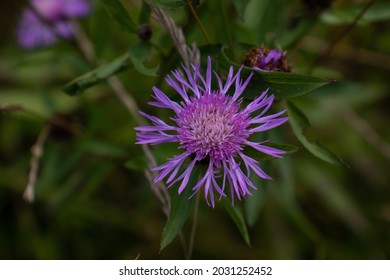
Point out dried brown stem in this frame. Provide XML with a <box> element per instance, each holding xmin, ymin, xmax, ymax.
<box><xmin>23</xmin><ymin>125</ymin><xmax>50</xmax><ymax>202</ymax></box>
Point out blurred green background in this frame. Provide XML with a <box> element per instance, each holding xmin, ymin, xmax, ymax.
<box><xmin>0</xmin><ymin>0</ymin><xmax>389</xmax><ymax>259</ymax></box>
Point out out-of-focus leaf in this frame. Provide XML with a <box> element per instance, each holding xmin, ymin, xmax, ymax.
<box><xmin>139</xmin><ymin>1</ymin><xmax>151</xmax><ymax>23</ymax></box>
<box><xmin>244</xmin><ymin>0</ymin><xmax>281</xmax><ymax>43</ymax></box>
<box><xmin>244</xmin><ymin>162</ymin><xmax>269</xmax><ymax>227</ymax></box>
<box><xmin>321</xmin><ymin>2</ymin><xmax>390</xmax><ymax>25</ymax></box>
<box><xmin>287</xmin><ymin>101</ymin><xmax>346</xmax><ymax>166</ymax></box>
<box><xmin>153</xmin><ymin>0</ymin><xmax>187</xmax><ymax>9</ymax></box>
<box><xmin>64</xmin><ymin>53</ymin><xmax>130</xmax><ymax>95</ymax></box>
<box><xmin>1</xmin><ymin>90</ymin><xmax>79</xmax><ymax>115</ymax></box>
<box><xmin>278</xmin><ymin>17</ymin><xmax>317</xmax><ymax>49</ymax></box>
<box><xmin>129</xmin><ymin>42</ymin><xmax>159</xmax><ymax>77</ymax></box>
<box><xmin>232</xmin><ymin>0</ymin><xmax>251</xmax><ymax>20</ymax></box>
<box><xmin>200</xmin><ymin>44</ymin><xmax>332</xmax><ymax>100</ymax></box>
<box><xmin>222</xmin><ymin>198</ymin><xmax>251</xmax><ymax>246</ymax></box>
<box><xmin>299</xmin><ymin>162</ymin><xmax>369</xmax><ymax>234</ymax></box>
<box><xmin>79</xmin><ymin>139</ymin><xmax>127</xmax><ymax>158</ymax></box>
<box><xmin>243</xmin><ymin>143</ymin><xmax>299</xmax><ymax>162</ymax></box>
<box><xmin>125</xmin><ymin>156</ymin><xmax>148</xmax><ymax>172</ymax></box>
<box><xmin>160</xmin><ymin>168</ymin><xmax>198</xmax><ymax>250</ymax></box>
<box><xmin>99</xmin><ymin>0</ymin><xmax>137</xmax><ymax>33</ymax></box>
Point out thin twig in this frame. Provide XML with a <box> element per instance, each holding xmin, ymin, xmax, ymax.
<box><xmin>186</xmin><ymin>193</ymin><xmax>200</xmax><ymax>260</ymax></box>
<box><xmin>187</xmin><ymin>0</ymin><xmax>211</xmax><ymax>44</ymax></box>
<box><xmin>308</xmin><ymin>0</ymin><xmax>376</xmax><ymax>72</ymax></box>
<box><xmin>23</xmin><ymin>125</ymin><xmax>50</xmax><ymax>202</ymax></box>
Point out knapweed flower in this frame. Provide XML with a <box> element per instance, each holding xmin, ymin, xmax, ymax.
<box><xmin>136</xmin><ymin>57</ymin><xmax>288</xmax><ymax>207</ymax></box>
<box><xmin>244</xmin><ymin>46</ymin><xmax>291</xmax><ymax>72</ymax></box>
<box><xmin>17</xmin><ymin>0</ymin><xmax>91</xmax><ymax>49</ymax></box>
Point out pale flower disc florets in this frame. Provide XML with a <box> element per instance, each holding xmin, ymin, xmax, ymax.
<box><xmin>176</xmin><ymin>93</ymin><xmax>250</xmax><ymax>162</ymax></box>
<box><xmin>136</xmin><ymin>57</ymin><xmax>289</xmax><ymax>207</ymax></box>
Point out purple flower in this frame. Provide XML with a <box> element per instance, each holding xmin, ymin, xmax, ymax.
<box><xmin>244</xmin><ymin>46</ymin><xmax>291</xmax><ymax>72</ymax></box>
<box><xmin>17</xmin><ymin>0</ymin><xmax>91</xmax><ymax>49</ymax></box>
<box><xmin>136</xmin><ymin>57</ymin><xmax>288</xmax><ymax>207</ymax></box>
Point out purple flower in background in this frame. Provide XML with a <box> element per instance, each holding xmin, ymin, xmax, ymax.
<box><xmin>244</xmin><ymin>46</ymin><xmax>291</xmax><ymax>72</ymax></box>
<box><xmin>17</xmin><ymin>0</ymin><xmax>91</xmax><ymax>49</ymax></box>
<box><xmin>136</xmin><ymin>57</ymin><xmax>288</xmax><ymax>207</ymax></box>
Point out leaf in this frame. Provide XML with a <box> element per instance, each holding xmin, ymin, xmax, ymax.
<box><xmin>153</xmin><ymin>0</ymin><xmax>187</xmax><ymax>9</ymax></box>
<box><xmin>244</xmin><ymin>70</ymin><xmax>332</xmax><ymax>100</ymax></box>
<box><xmin>160</xmin><ymin>168</ymin><xmax>198</xmax><ymax>250</ymax></box>
<box><xmin>300</xmin><ymin>162</ymin><xmax>369</xmax><ymax>234</ymax></box>
<box><xmin>222</xmin><ymin>198</ymin><xmax>251</xmax><ymax>246</ymax></box>
<box><xmin>232</xmin><ymin>0</ymin><xmax>251</xmax><ymax>20</ymax></box>
<box><xmin>321</xmin><ymin>2</ymin><xmax>390</xmax><ymax>25</ymax></box>
<box><xmin>278</xmin><ymin>17</ymin><xmax>317</xmax><ymax>49</ymax></box>
<box><xmin>139</xmin><ymin>1</ymin><xmax>151</xmax><ymax>23</ymax></box>
<box><xmin>128</xmin><ymin>42</ymin><xmax>159</xmax><ymax>77</ymax></box>
<box><xmin>99</xmin><ymin>0</ymin><xmax>137</xmax><ymax>33</ymax></box>
<box><xmin>244</xmin><ymin>0</ymin><xmax>281</xmax><ymax>43</ymax></box>
<box><xmin>79</xmin><ymin>139</ymin><xmax>127</xmax><ymax>158</ymax></box>
<box><xmin>63</xmin><ymin>53</ymin><xmax>130</xmax><ymax>95</ymax></box>
<box><xmin>244</xmin><ymin>162</ymin><xmax>269</xmax><ymax>227</ymax></box>
<box><xmin>200</xmin><ymin>44</ymin><xmax>332</xmax><ymax>100</ymax></box>
<box><xmin>124</xmin><ymin>156</ymin><xmax>148</xmax><ymax>172</ymax></box>
<box><xmin>287</xmin><ymin>101</ymin><xmax>346</xmax><ymax>166</ymax></box>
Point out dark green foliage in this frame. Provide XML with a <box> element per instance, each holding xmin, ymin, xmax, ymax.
<box><xmin>1</xmin><ymin>0</ymin><xmax>390</xmax><ymax>260</ymax></box>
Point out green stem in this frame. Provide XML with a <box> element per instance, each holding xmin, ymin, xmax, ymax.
<box><xmin>186</xmin><ymin>192</ymin><xmax>200</xmax><ymax>259</ymax></box>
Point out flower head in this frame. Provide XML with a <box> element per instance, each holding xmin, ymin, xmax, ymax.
<box><xmin>136</xmin><ymin>57</ymin><xmax>288</xmax><ymax>206</ymax></box>
<box><xmin>17</xmin><ymin>0</ymin><xmax>91</xmax><ymax>49</ymax></box>
<box><xmin>244</xmin><ymin>46</ymin><xmax>291</xmax><ymax>72</ymax></box>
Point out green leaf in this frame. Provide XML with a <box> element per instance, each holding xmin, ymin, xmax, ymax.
<box><xmin>244</xmin><ymin>0</ymin><xmax>281</xmax><ymax>43</ymax></box>
<box><xmin>99</xmin><ymin>0</ymin><xmax>137</xmax><ymax>33</ymax></box>
<box><xmin>232</xmin><ymin>0</ymin><xmax>251</xmax><ymax>20</ymax></box>
<box><xmin>321</xmin><ymin>2</ymin><xmax>390</xmax><ymax>25</ymax></box>
<box><xmin>63</xmin><ymin>53</ymin><xmax>130</xmax><ymax>95</ymax></box>
<box><xmin>244</xmin><ymin>70</ymin><xmax>332</xmax><ymax>100</ymax></box>
<box><xmin>160</xmin><ymin>168</ymin><xmax>198</xmax><ymax>250</ymax></box>
<box><xmin>200</xmin><ymin>44</ymin><xmax>332</xmax><ymax>100</ymax></box>
<box><xmin>139</xmin><ymin>1</ymin><xmax>152</xmax><ymax>23</ymax></box>
<box><xmin>124</xmin><ymin>156</ymin><xmax>148</xmax><ymax>172</ymax></box>
<box><xmin>243</xmin><ymin>142</ymin><xmax>299</xmax><ymax>162</ymax></box>
<box><xmin>287</xmin><ymin>101</ymin><xmax>346</xmax><ymax>166</ymax></box>
<box><xmin>79</xmin><ymin>139</ymin><xmax>127</xmax><ymax>158</ymax></box>
<box><xmin>244</xmin><ymin>162</ymin><xmax>269</xmax><ymax>227</ymax></box>
<box><xmin>153</xmin><ymin>0</ymin><xmax>187</xmax><ymax>9</ymax></box>
<box><xmin>278</xmin><ymin>17</ymin><xmax>317</xmax><ymax>49</ymax></box>
<box><xmin>129</xmin><ymin>42</ymin><xmax>159</xmax><ymax>77</ymax></box>
<box><xmin>222</xmin><ymin>198</ymin><xmax>251</xmax><ymax>246</ymax></box>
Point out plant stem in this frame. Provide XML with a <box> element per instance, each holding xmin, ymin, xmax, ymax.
<box><xmin>186</xmin><ymin>192</ymin><xmax>200</xmax><ymax>259</ymax></box>
<box><xmin>23</xmin><ymin>125</ymin><xmax>50</xmax><ymax>202</ymax></box>
<box><xmin>187</xmin><ymin>1</ymin><xmax>211</xmax><ymax>44</ymax></box>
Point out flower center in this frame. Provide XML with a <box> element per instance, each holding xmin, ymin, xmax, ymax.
<box><xmin>176</xmin><ymin>93</ymin><xmax>250</xmax><ymax>161</ymax></box>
